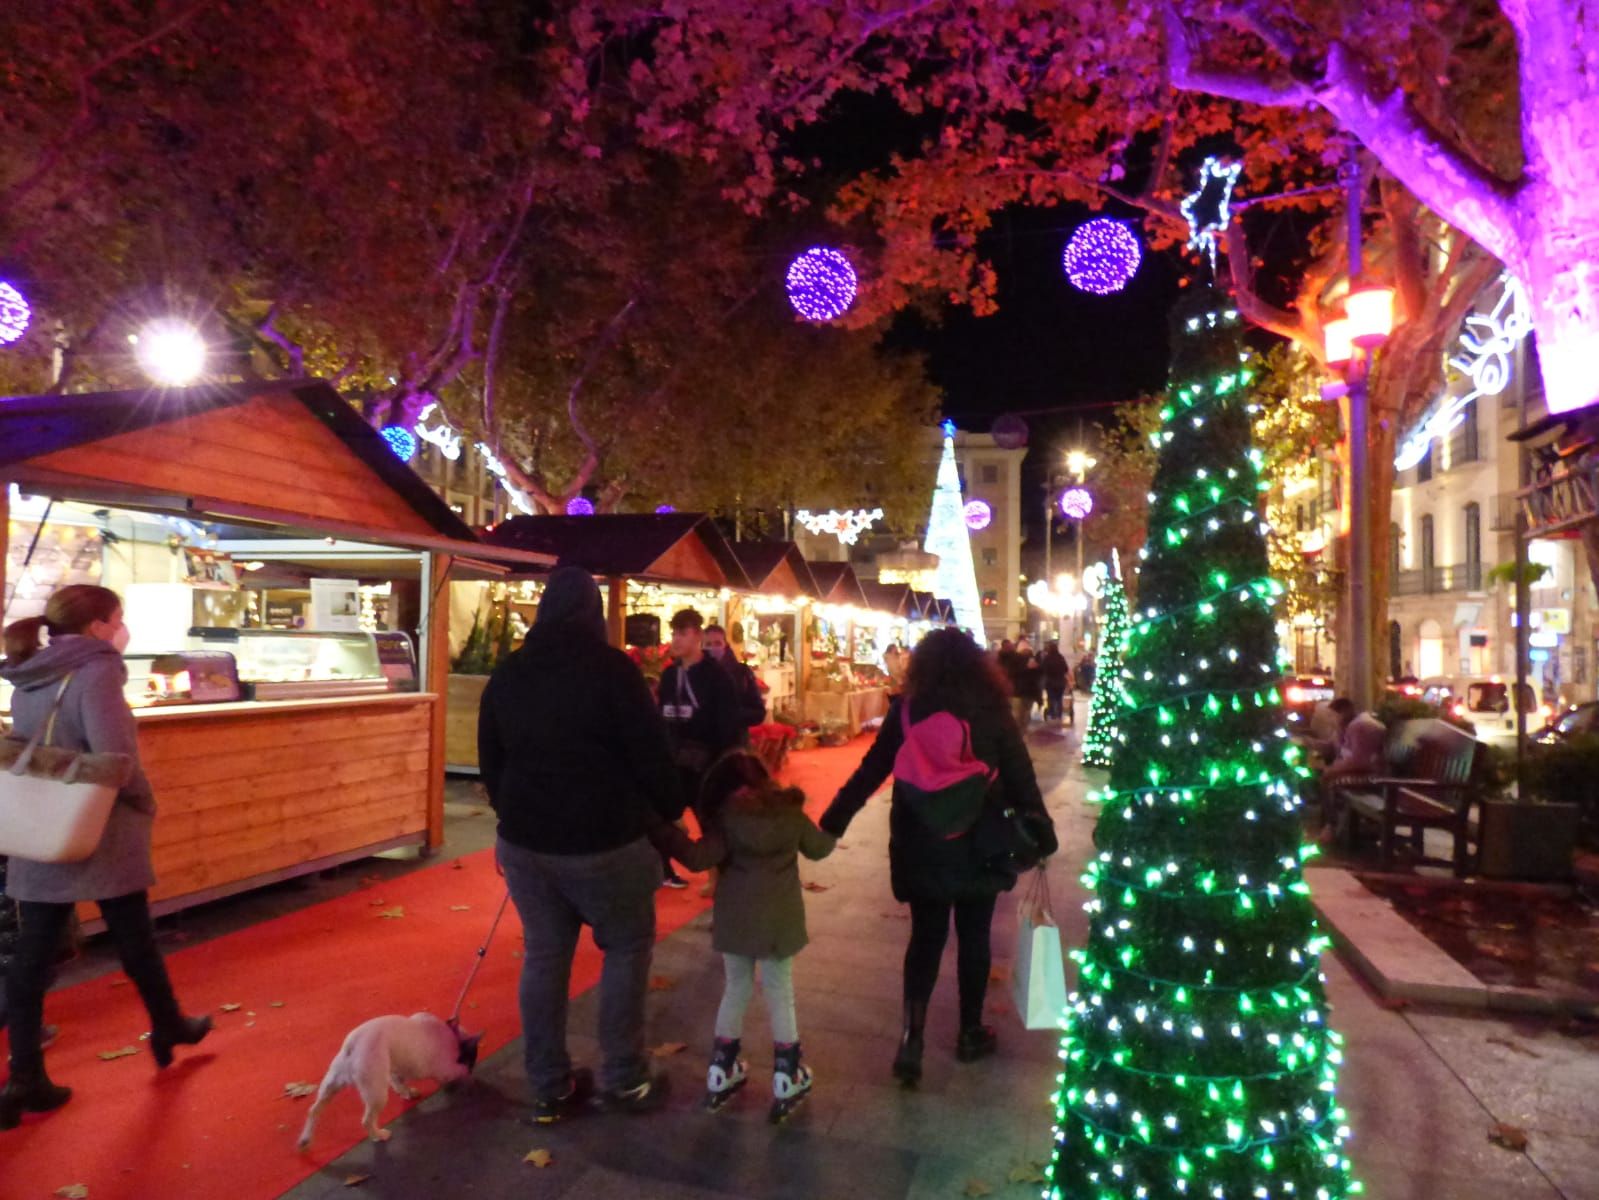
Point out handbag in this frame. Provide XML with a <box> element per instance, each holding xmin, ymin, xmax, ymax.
<box><xmin>972</xmin><ymin>784</ymin><xmax>1053</xmax><ymax>884</ymax></box>
<box><xmin>0</xmin><ymin>674</ymin><xmax>131</xmax><ymax>863</ymax></box>
<box><xmin>1011</xmin><ymin>867</ymin><xmax>1068</xmax><ymax>1030</ymax></box>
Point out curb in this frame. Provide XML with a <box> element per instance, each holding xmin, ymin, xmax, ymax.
<box><xmin>1308</xmin><ymin>867</ymin><xmax>1599</xmax><ymax>1018</ymax></box>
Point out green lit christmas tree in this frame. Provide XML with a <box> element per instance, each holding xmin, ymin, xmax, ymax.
<box><xmin>1081</xmin><ymin>573</ymin><xmax>1130</xmax><ymax>769</ymax></box>
<box><xmin>1047</xmin><ymin>288</ymin><xmax>1358</xmax><ymax>1200</ymax></box>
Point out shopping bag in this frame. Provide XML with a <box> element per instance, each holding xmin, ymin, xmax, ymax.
<box><xmin>1011</xmin><ymin>868</ymin><xmax>1067</xmax><ymax>1030</ymax></box>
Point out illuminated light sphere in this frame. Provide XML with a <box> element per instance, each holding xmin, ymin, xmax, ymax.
<box><xmin>963</xmin><ymin>499</ymin><xmax>993</xmax><ymax>531</ymax></box>
<box><xmin>991</xmin><ymin>412</ymin><xmax>1029</xmax><ymax>449</ymax></box>
<box><xmin>654</xmin><ymin>504</ymin><xmax>676</xmax><ymax>514</ymax></box>
<box><xmin>134</xmin><ymin>318</ymin><xmax>207</xmax><ymax>386</ymax></box>
<box><xmin>1059</xmin><ymin>487</ymin><xmax>1094</xmax><ymax>520</ymax></box>
<box><xmin>785</xmin><ymin>246</ymin><xmax>858</xmax><ymax>322</ymax></box>
<box><xmin>566</xmin><ymin>496</ymin><xmax>595</xmax><ymax>516</ymax></box>
<box><xmin>379</xmin><ymin>425</ymin><xmax>416</xmax><ymax>461</ymax></box>
<box><xmin>1062</xmin><ymin>218</ymin><xmax>1142</xmax><ymax>295</ymax></box>
<box><xmin>0</xmin><ymin>281</ymin><xmax>32</xmax><ymax>345</ymax></box>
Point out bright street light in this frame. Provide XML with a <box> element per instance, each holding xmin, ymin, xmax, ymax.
<box><xmin>133</xmin><ymin>319</ymin><xmax>207</xmax><ymax>386</ymax></box>
<box><xmin>1065</xmin><ymin>449</ymin><xmax>1097</xmax><ymax>480</ymax></box>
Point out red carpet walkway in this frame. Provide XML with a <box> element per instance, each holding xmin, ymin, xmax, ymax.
<box><xmin>1</xmin><ymin>739</ymin><xmax>870</xmax><ymax>1200</ymax></box>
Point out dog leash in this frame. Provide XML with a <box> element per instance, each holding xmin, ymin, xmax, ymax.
<box><xmin>448</xmin><ymin>888</ymin><xmax>512</xmax><ymax>1027</ymax></box>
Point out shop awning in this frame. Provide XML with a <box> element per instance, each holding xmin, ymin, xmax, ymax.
<box><xmin>933</xmin><ymin>598</ymin><xmax>955</xmax><ymax>623</ymax></box>
<box><xmin>481</xmin><ymin>513</ymin><xmax>750</xmax><ymax>590</ymax></box>
<box><xmin>808</xmin><ymin>560</ymin><xmax>870</xmax><ymax>608</ymax></box>
<box><xmin>860</xmin><ymin>580</ymin><xmax>913</xmax><ymax>618</ymax></box>
<box><xmin>730</xmin><ymin>541</ymin><xmax>818</xmax><ymax>599</ymax></box>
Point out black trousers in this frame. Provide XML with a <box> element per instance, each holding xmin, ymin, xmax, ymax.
<box><xmin>5</xmin><ymin>891</ymin><xmax>182</xmax><ymax>1077</ymax></box>
<box><xmin>903</xmin><ymin>895</ymin><xmax>999</xmax><ymax>1031</ymax></box>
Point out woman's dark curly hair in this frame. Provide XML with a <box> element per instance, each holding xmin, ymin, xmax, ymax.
<box><xmin>904</xmin><ymin>628</ymin><xmax>1011</xmax><ymax>721</ymax></box>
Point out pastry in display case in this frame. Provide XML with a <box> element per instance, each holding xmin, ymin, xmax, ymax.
<box><xmin>192</xmin><ymin>628</ymin><xmax>392</xmax><ymax>699</ymax></box>
<box><xmin>142</xmin><ymin>651</ymin><xmax>243</xmax><ymax>706</ymax></box>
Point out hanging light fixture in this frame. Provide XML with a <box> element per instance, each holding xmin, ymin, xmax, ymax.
<box><xmin>1345</xmin><ymin>280</ymin><xmax>1395</xmax><ymax>348</ymax></box>
<box><xmin>1322</xmin><ymin>314</ymin><xmax>1353</xmax><ymax>370</ymax></box>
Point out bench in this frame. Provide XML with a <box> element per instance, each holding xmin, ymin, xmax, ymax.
<box><xmin>1330</xmin><ymin>718</ymin><xmax>1481</xmax><ymax>875</ymax></box>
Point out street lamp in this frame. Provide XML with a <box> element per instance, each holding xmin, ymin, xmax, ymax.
<box><xmin>132</xmin><ymin>319</ymin><xmax>207</xmax><ymax>386</ymax></box>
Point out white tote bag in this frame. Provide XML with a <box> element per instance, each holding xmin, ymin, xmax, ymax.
<box><xmin>1011</xmin><ymin>867</ymin><xmax>1068</xmax><ymax>1030</ymax></box>
<box><xmin>0</xmin><ymin>674</ymin><xmax>129</xmax><ymax>863</ymax></box>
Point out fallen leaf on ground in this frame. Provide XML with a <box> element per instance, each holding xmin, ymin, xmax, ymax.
<box><xmin>450</xmin><ymin>905</ymin><xmax>472</xmax><ymax>912</ymax></box>
<box><xmin>360</xmin><ymin>875</ymin><xmax>382</xmax><ymax>885</ymax></box>
<box><xmin>1008</xmin><ymin>1162</ymin><xmax>1048</xmax><ymax>1184</ymax></box>
<box><xmin>452</xmin><ymin>861</ymin><xmax>465</xmax><ymax>870</ymax></box>
<box><xmin>836</xmin><ymin>842</ymin><xmax>850</xmax><ymax>849</ymax></box>
<box><xmin>523</xmin><ymin>1149</ymin><xmax>554</xmax><ymax>1168</ymax></box>
<box><xmin>648</xmin><ymin>975</ymin><xmax>675</xmax><ymax>992</ymax></box>
<box><xmin>97</xmin><ymin>1046</ymin><xmax>139</xmax><ymax>1061</ymax></box>
<box><xmin>649</xmin><ymin>1042</ymin><xmax>687</xmax><ymax>1058</ymax></box>
<box><xmin>283</xmin><ymin>1081</ymin><xmax>318</xmax><ymax>1100</ymax></box>
<box><xmin>988</xmin><ymin>965</ymin><xmax>1011</xmax><ymax>984</ymax></box>
<box><xmin>54</xmin><ymin>1185</ymin><xmax>89</xmax><ymax>1198</ymax></box>
<box><xmin>270</xmin><ymin>1001</ymin><xmax>286</xmax><ymax>1008</ymax></box>
<box><xmin>369</xmin><ymin>898</ymin><xmax>388</xmax><ymax>906</ymax></box>
<box><xmin>109</xmin><ymin>978</ymin><xmax>129</xmax><ymax>987</ymax></box>
<box><xmin>1376</xmin><ymin>996</ymin><xmax>1410</xmax><ymax>1011</ymax></box>
<box><xmin>1488</xmin><ymin>1122</ymin><xmax>1530</xmax><ymax>1152</ymax></box>
<box><xmin>219</xmin><ymin>1003</ymin><xmax>243</xmax><ymax>1013</ymax></box>
<box><xmin>342</xmin><ymin>1174</ymin><xmax>371</xmax><ymax>1188</ymax></box>
<box><xmin>879</xmin><ymin>911</ymin><xmax>909</xmax><ymax>920</ymax></box>
<box><xmin>802</xmin><ymin>882</ymin><xmax>830</xmax><ymax>893</ymax></box>
<box><xmin>962</xmin><ymin>1179</ymin><xmax>993</xmax><ymax>1197</ymax></box>
<box><xmin>1486</xmin><ymin>1035</ymin><xmax>1540</xmax><ymax>1058</ymax></box>
<box><xmin>245</xmin><ymin>1021</ymin><xmax>256</xmax><ymax>1028</ymax></box>
<box><xmin>376</xmin><ymin>906</ymin><xmax>405</xmax><ymax>920</ymax></box>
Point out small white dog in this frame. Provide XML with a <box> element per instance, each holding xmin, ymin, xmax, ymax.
<box><xmin>298</xmin><ymin>1012</ymin><xmax>482</xmax><ymax>1149</ymax></box>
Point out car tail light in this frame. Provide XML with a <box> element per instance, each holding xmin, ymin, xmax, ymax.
<box><xmin>1286</xmin><ymin>686</ymin><xmax>1307</xmax><ymax>704</ymax></box>
<box><xmin>1452</xmin><ymin>702</ymin><xmax>1469</xmax><ymax>718</ymax></box>
<box><xmin>1538</xmin><ymin>704</ymin><xmax>1553</xmax><ymax>723</ymax></box>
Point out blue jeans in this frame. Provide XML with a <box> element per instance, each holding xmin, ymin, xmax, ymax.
<box><xmin>497</xmin><ymin>835</ymin><xmax>659</xmax><ymax>1098</ymax></box>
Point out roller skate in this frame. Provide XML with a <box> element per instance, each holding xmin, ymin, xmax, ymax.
<box><xmin>705</xmin><ymin>1037</ymin><xmax>748</xmax><ymax>1112</ymax></box>
<box><xmin>768</xmin><ymin>1041</ymin><xmax>812</xmax><ymax>1124</ymax></box>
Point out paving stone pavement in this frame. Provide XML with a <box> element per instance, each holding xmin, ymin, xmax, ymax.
<box><xmin>279</xmin><ymin>707</ymin><xmax>1599</xmax><ymax>1200</ymax></box>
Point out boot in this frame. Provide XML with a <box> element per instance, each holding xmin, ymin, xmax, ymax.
<box><xmin>955</xmin><ymin>1024</ymin><xmax>998</xmax><ymax>1063</ymax></box>
<box><xmin>150</xmin><ymin>1014</ymin><xmax>213</xmax><ymax>1069</ymax></box>
<box><xmin>891</xmin><ymin>1001</ymin><xmax>927</xmax><ymax>1087</ymax></box>
<box><xmin>0</xmin><ymin>1069</ymin><xmax>72</xmax><ymax>1130</ymax></box>
<box><xmin>769</xmin><ymin>1042</ymin><xmax>812</xmax><ymax>1124</ymax></box>
<box><xmin>704</xmin><ymin>1037</ymin><xmax>748</xmax><ymax>1112</ymax></box>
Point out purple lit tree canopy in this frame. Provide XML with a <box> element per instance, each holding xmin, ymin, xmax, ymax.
<box><xmin>785</xmin><ymin>246</ymin><xmax>858</xmax><ymax>321</ymax></box>
<box><xmin>1062</xmin><ymin>218</ymin><xmax>1142</xmax><ymax>294</ymax></box>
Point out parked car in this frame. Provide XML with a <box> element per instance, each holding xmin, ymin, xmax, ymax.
<box><xmin>1533</xmin><ymin>700</ymin><xmax>1599</xmax><ymax>744</ymax></box>
<box><xmin>1422</xmin><ymin>676</ymin><xmax>1552</xmax><ymax>745</ymax></box>
<box><xmin>1282</xmin><ymin>674</ymin><xmax>1335</xmax><ymax>731</ymax></box>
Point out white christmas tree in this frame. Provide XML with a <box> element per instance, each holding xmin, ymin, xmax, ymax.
<box><xmin>924</xmin><ymin>420</ymin><xmax>987</xmax><ymax>634</ymax></box>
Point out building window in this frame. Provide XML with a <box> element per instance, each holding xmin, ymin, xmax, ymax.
<box><xmin>981</xmin><ymin>589</ymin><xmax>998</xmax><ymax>608</ymax></box>
<box><xmin>1416</xmin><ymin>450</ymin><xmax>1433</xmax><ymax>483</ymax></box>
<box><xmin>1389</xmin><ymin>523</ymin><xmax>1402</xmax><ymax>577</ymax></box>
<box><xmin>982</xmin><ymin>547</ymin><xmax>998</xmax><ymax>567</ymax></box>
<box><xmin>1460</xmin><ymin>400</ymin><xmax>1479</xmax><ymax>464</ymax></box>
<box><xmin>1420</xmin><ymin>514</ymin><xmax>1435</xmax><ymax>590</ymax></box>
<box><xmin>980</xmin><ymin>464</ymin><xmax>999</xmax><ymax>484</ymax></box>
<box><xmin>1464</xmin><ymin>502</ymin><xmax>1482</xmax><ymax>589</ymax></box>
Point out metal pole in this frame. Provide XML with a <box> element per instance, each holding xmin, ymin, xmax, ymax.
<box><xmin>1342</xmin><ymin>150</ymin><xmax>1374</xmax><ymax>712</ymax></box>
<box><xmin>1043</xmin><ymin>487</ymin><xmax>1053</xmax><ymax>642</ymax></box>
<box><xmin>1075</xmin><ymin>515</ymin><xmax>1085</xmax><ymax>652</ymax></box>
<box><xmin>1514</xmin><ymin>341</ymin><xmax>1531</xmax><ymax>771</ymax></box>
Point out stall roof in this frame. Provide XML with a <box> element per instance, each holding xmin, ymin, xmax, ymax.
<box><xmin>0</xmin><ymin>379</ymin><xmax>553</xmax><ymax>567</ymax></box>
<box><xmin>859</xmin><ymin>580</ymin><xmax>912</xmax><ymax>617</ymax></box>
<box><xmin>909</xmin><ymin>590</ymin><xmax>940</xmax><ymax>621</ymax></box>
<box><xmin>482</xmin><ymin>513</ymin><xmax>750</xmax><ymax>590</ymax></box>
<box><xmin>807</xmin><ymin>560</ymin><xmax>870</xmax><ymax>608</ymax></box>
<box><xmin>730</xmin><ymin>541</ymin><xmax>819</xmax><ymax>599</ymax></box>
<box><xmin>934</xmin><ymin>598</ymin><xmax>956</xmax><ymax>623</ymax></box>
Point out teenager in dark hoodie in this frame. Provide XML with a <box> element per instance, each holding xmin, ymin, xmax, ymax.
<box><xmin>1</xmin><ymin>586</ymin><xmax>212</xmax><ymax>1131</ymax></box>
<box><xmin>479</xmin><ymin>566</ymin><xmax>684</xmax><ymax>1121</ymax></box>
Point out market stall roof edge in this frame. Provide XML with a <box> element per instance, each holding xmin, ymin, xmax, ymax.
<box><xmin>806</xmin><ymin>560</ymin><xmax>870</xmax><ymax>609</ymax></box>
<box><xmin>481</xmin><ymin>512</ymin><xmax>751</xmax><ymax>591</ymax></box>
<box><xmin>729</xmin><ymin>540</ymin><xmax>820</xmax><ymax>599</ymax></box>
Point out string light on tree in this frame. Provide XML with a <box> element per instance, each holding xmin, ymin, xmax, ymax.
<box><xmin>795</xmin><ymin>507</ymin><xmax>884</xmax><ymax>545</ymax></box>
<box><xmin>1059</xmin><ymin>487</ymin><xmax>1094</xmax><ymax>520</ymax></box>
<box><xmin>1063</xmin><ymin>218</ymin><xmax>1143</xmax><ymax>295</ymax></box>
<box><xmin>785</xmin><ymin>246</ymin><xmax>858</xmax><ymax>322</ymax></box>
<box><xmin>1180</xmin><ymin>156</ymin><xmax>1243</xmax><ymax>275</ymax></box>
<box><xmin>0</xmin><ymin>280</ymin><xmax>31</xmax><ymax>345</ymax></box>
<box><xmin>924</xmin><ymin>421</ymin><xmax>986</xmax><ymax>632</ymax></box>
<box><xmin>565</xmin><ymin>496</ymin><xmax>595</xmax><ymax>516</ymax></box>
<box><xmin>379</xmin><ymin>425</ymin><xmax>417</xmax><ymax>461</ymax></box>
<box><xmin>1046</xmin><ymin>285</ymin><xmax>1359</xmax><ymax>1200</ymax></box>
<box><xmin>1081</xmin><ymin>566</ymin><xmax>1129</xmax><ymax>769</ymax></box>
<box><xmin>964</xmin><ymin>499</ymin><xmax>993</xmax><ymax>531</ymax></box>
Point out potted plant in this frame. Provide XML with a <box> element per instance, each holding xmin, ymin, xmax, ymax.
<box><xmin>1477</xmin><ymin>734</ymin><xmax>1589</xmax><ymax>881</ymax></box>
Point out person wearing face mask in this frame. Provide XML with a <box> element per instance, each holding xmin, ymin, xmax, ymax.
<box><xmin>0</xmin><ymin>585</ymin><xmax>213</xmax><ymax>1130</ymax></box>
<box><xmin>702</xmin><ymin>624</ymin><xmax>766</xmax><ymax>730</ymax></box>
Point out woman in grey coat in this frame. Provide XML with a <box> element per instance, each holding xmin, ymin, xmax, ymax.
<box><xmin>1</xmin><ymin>585</ymin><xmax>211</xmax><ymax>1130</ymax></box>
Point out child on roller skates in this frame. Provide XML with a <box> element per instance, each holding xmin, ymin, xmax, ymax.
<box><xmin>678</xmin><ymin>751</ymin><xmax>835</xmax><ymax>1122</ymax></box>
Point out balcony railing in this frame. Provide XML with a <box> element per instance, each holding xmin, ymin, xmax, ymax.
<box><xmin>1489</xmin><ymin>493</ymin><xmax>1519</xmax><ymax>531</ymax></box>
<box><xmin>1392</xmin><ymin>562</ymin><xmax>1484</xmax><ymax>596</ymax></box>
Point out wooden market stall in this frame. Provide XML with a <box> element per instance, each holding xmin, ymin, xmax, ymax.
<box><xmin>0</xmin><ymin>381</ymin><xmax>552</xmax><ymax>928</ymax></box>
<box><xmin>804</xmin><ymin>561</ymin><xmax>889</xmax><ymax>735</ymax></box>
<box><xmin>729</xmin><ymin>540</ymin><xmax>819</xmax><ymax>722</ymax></box>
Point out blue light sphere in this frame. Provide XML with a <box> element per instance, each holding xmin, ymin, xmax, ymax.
<box><xmin>566</xmin><ymin>496</ymin><xmax>595</xmax><ymax>516</ymax></box>
<box><xmin>0</xmin><ymin>281</ymin><xmax>31</xmax><ymax>345</ymax></box>
<box><xmin>1062</xmin><ymin>218</ymin><xmax>1142</xmax><ymax>295</ymax></box>
<box><xmin>379</xmin><ymin>424</ymin><xmax>417</xmax><ymax>461</ymax></box>
<box><xmin>785</xmin><ymin>246</ymin><xmax>858</xmax><ymax>322</ymax></box>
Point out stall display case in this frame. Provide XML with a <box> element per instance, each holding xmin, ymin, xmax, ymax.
<box><xmin>193</xmin><ymin>628</ymin><xmax>391</xmax><ymax>699</ymax></box>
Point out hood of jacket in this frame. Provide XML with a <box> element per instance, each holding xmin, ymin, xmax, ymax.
<box><xmin>0</xmin><ymin>635</ymin><xmax>126</xmax><ymax>692</ymax></box>
<box><xmin>719</xmin><ymin>784</ymin><xmax>807</xmax><ymax>857</ymax></box>
<box><xmin>527</xmin><ymin>564</ymin><xmax>607</xmax><ymax>646</ymax></box>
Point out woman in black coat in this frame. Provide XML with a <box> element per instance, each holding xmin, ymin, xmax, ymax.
<box><xmin>820</xmin><ymin>629</ymin><xmax>1056</xmax><ymax>1084</ymax></box>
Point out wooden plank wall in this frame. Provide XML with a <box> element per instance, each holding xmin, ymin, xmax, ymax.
<box><xmin>117</xmin><ymin>699</ymin><xmax>432</xmax><ymax>913</ymax></box>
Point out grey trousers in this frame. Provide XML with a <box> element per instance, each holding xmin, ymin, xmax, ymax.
<box><xmin>498</xmin><ymin>835</ymin><xmax>659</xmax><ymax>1098</ymax></box>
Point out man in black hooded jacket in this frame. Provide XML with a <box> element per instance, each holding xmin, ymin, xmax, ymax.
<box><xmin>479</xmin><ymin>566</ymin><xmax>683</xmax><ymax>1120</ymax></box>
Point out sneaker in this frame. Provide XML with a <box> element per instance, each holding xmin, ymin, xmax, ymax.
<box><xmin>593</xmin><ymin>1072</ymin><xmax>670</xmax><ymax>1114</ymax></box>
<box><xmin>529</xmin><ymin>1068</ymin><xmax>593</xmax><ymax>1125</ymax></box>
<box><xmin>660</xmin><ymin>873</ymin><xmax>689</xmax><ymax>890</ymax></box>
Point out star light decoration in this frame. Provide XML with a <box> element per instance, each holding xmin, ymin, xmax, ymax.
<box><xmin>1059</xmin><ymin>487</ymin><xmax>1094</xmax><ymax>520</ymax></box>
<box><xmin>785</xmin><ymin>246</ymin><xmax>858</xmax><ymax>322</ymax></box>
<box><xmin>0</xmin><ymin>281</ymin><xmax>31</xmax><ymax>345</ymax></box>
<box><xmin>1181</xmin><ymin>156</ymin><xmax>1243</xmax><ymax>275</ymax></box>
<box><xmin>795</xmin><ymin>507</ymin><xmax>883</xmax><ymax>546</ymax></box>
<box><xmin>1062</xmin><ymin>218</ymin><xmax>1143</xmax><ymax>295</ymax></box>
<box><xmin>963</xmin><ymin>499</ymin><xmax>993</xmax><ymax>531</ymax></box>
<box><xmin>379</xmin><ymin>425</ymin><xmax>417</xmax><ymax>461</ymax></box>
